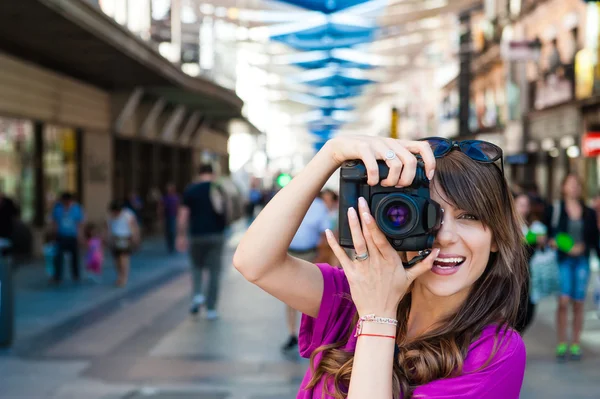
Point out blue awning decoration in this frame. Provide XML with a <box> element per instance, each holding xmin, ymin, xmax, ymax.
<box><xmin>272</xmin><ymin>21</ymin><xmax>375</xmax><ymax>51</ymax></box>
<box><xmin>293</xmin><ymin>67</ymin><xmax>374</xmax><ymax>87</ymax></box>
<box><xmin>276</xmin><ymin>49</ymin><xmax>376</xmax><ymax>69</ymax></box>
<box><xmin>271</xmin><ymin>0</ymin><xmax>382</xmax><ymax>148</ymax></box>
<box><xmin>278</xmin><ymin>0</ymin><xmax>371</xmax><ymax>14</ymax></box>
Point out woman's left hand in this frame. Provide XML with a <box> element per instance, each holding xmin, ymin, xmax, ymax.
<box><xmin>325</xmin><ymin>197</ymin><xmax>439</xmax><ymax>319</ymax></box>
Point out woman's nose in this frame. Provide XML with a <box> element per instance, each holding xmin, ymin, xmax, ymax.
<box><xmin>435</xmin><ymin>218</ymin><xmax>458</xmax><ymax>246</ymax></box>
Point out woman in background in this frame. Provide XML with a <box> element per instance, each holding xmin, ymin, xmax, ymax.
<box><xmin>549</xmin><ymin>174</ymin><xmax>600</xmax><ymax>361</ymax></box>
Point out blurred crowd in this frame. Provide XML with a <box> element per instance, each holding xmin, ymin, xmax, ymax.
<box><xmin>3</xmin><ymin>164</ymin><xmax>600</xmax><ymax>361</ymax></box>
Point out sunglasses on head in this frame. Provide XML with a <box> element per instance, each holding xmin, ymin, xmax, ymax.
<box><xmin>419</xmin><ymin>137</ymin><xmax>504</xmax><ymax>175</ymax></box>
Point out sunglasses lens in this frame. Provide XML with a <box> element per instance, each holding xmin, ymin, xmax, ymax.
<box><xmin>460</xmin><ymin>141</ymin><xmax>501</xmax><ymax>162</ymax></box>
<box><xmin>426</xmin><ymin>138</ymin><xmax>452</xmax><ymax>157</ymax></box>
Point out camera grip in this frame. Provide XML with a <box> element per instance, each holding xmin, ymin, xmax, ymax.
<box><xmin>338</xmin><ymin>181</ymin><xmax>359</xmax><ymax>249</ymax></box>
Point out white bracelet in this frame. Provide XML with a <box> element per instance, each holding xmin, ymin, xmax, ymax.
<box><xmin>355</xmin><ymin>314</ymin><xmax>398</xmax><ymax>337</ymax></box>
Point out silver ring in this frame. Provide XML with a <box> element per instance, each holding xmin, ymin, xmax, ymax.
<box><xmin>354</xmin><ymin>252</ymin><xmax>369</xmax><ymax>261</ymax></box>
<box><xmin>384</xmin><ymin>150</ymin><xmax>396</xmax><ymax>160</ymax></box>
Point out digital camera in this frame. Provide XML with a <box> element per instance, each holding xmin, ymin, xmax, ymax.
<box><xmin>339</xmin><ymin>160</ymin><xmax>443</xmax><ymax>252</ymax></box>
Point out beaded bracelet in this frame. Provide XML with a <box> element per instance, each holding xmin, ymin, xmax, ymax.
<box><xmin>355</xmin><ymin>314</ymin><xmax>398</xmax><ymax>337</ymax></box>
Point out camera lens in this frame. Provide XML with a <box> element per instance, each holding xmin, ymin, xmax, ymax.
<box><xmin>385</xmin><ymin>204</ymin><xmax>411</xmax><ymax>227</ymax></box>
<box><xmin>375</xmin><ymin>195</ymin><xmax>418</xmax><ymax>237</ymax></box>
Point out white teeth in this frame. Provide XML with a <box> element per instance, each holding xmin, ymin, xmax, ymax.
<box><xmin>434</xmin><ymin>257</ymin><xmax>465</xmax><ymax>264</ymax></box>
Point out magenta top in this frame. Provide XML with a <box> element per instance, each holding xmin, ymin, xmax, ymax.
<box><xmin>297</xmin><ymin>264</ymin><xmax>526</xmax><ymax>399</ymax></box>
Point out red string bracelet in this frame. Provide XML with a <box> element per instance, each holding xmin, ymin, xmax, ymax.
<box><xmin>358</xmin><ymin>333</ymin><xmax>396</xmax><ymax>339</ymax></box>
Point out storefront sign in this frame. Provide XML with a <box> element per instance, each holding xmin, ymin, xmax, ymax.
<box><xmin>582</xmin><ymin>132</ymin><xmax>600</xmax><ymax>157</ymax></box>
<box><xmin>534</xmin><ymin>74</ymin><xmax>573</xmax><ymax>110</ymax></box>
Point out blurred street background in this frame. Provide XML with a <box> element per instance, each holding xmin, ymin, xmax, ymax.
<box><xmin>0</xmin><ymin>0</ymin><xmax>599</xmax><ymax>398</ymax></box>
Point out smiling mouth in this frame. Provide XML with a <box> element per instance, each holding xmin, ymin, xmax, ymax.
<box><xmin>433</xmin><ymin>257</ymin><xmax>466</xmax><ymax>268</ymax></box>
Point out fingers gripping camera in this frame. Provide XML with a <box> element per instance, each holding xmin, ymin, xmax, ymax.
<box><xmin>339</xmin><ymin>160</ymin><xmax>443</xmax><ymax>252</ymax></box>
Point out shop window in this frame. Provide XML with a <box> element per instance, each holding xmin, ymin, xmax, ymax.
<box><xmin>0</xmin><ymin>117</ymin><xmax>35</xmax><ymax>222</ymax></box>
<box><xmin>43</xmin><ymin>126</ymin><xmax>79</xmax><ymax>219</ymax></box>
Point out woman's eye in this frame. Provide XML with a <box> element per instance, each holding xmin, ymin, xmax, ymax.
<box><xmin>458</xmin><ymin>213</ymin><xmax>478</xmax><ymax>220</ymax></box>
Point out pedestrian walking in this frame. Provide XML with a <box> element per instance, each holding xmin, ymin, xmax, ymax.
<box><xmin>107</xmin><ymin>200</ymin><xmax>139</xmax><ymax>287</ymax></box>
<box><xmin>548</xmin><ymin>174</ymin><xmax>600</xmax><ymax>361</ymax></box>
<box><xmin>161</xmin><ymin>183</ymin><xmax>180</xmax><ymax>254</ymax></box>
<box><xmin>234</xmin><ymin>136</ymin><xmax>527</xmax><ymax>398</ymax></box>
<box><xmin>176</xmin><ymin>164</ymin><xmax>227</xmax><ymax>320</ymax></box>
<box><xmin>282</xmin><ymin>195</ymin><xmax>331</xmax><ymax>352</ymax></box>
<box><xmin>51</xmin><ymin>192</ymin><xmax>84</xmax><ymax>284</ymax></box>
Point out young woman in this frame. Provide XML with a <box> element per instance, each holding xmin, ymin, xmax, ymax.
<box><xmin>107</xmin><ymin>200</ymin><xmax>139</xmax><ymax>287</ymax></box>
<box><xmin>234</xmin><ymin>136</ymin><xmax>527</xmax><ymax>398</ymax></box>
<box><xmin>549</xmin><ymin>174</ymin><xmax>599</xmax><ymax>361</ymax></box>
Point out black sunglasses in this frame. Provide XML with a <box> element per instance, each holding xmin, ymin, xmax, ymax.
<box><xmin>419</xmin><ymin>137</ymin><xmax>504</xmax><ymax>175</ymax></box>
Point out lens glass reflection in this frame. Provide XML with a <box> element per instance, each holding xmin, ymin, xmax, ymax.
<box><xmin>385</xmin><ymin>203</ymin><xmax>411</xmax><ymax>228</ymax></box>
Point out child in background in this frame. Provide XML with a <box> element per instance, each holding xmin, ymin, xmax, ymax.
<box><xmin>85</xmin><ymin>223</ymin><xmax>104</xmax><ymax>283</ymax></box>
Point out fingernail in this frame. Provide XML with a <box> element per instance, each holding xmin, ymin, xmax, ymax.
<box><xmin>362</xmin><ymin>212</ymin><xmax>372</xmax><ymax>224</ymax></box>
<box><xmin>428</xmin><ymin>170</ymin><xmax>435</xmax><ymax>180</ymax></box>
<box><xmin>358</xmin><ymin>197</ymin><xmax>368</xmax><ymax>208</ymax></box>
<box><xmin>325</xmin><ymin>229</ymin><xmax>333</xmax><ymax>238</ymax></box>
<box><xmin>348</xmin><ymin>207</ymin><xmax>357</xmax><ymax>220</ymax></box>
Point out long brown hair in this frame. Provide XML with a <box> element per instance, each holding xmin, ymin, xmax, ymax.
<box><xmin>305</xmin><ymin>150</ymin><xmax>527</xmax><ymax>398</ymax></box>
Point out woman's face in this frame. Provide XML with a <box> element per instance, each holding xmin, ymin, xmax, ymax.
<box><xmin>514</xmin><ymin>195</ymin><xmax>530</xmax><ymax>219</ymax></box>
<box><xmin>405</xmin><ymin>184</ymin><xmax>497</xmax><ymax>299</ymax></box>
<box><xmin>563</xmin><ymin>175</ymin><xmax>582</xmax><ymax>199</ymax></box>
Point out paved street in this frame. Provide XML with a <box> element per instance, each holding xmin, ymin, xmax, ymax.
<box><xmin>1</xmin><ymin>231</ymin><xmax>599</xmax><ymax>398</ymax></box>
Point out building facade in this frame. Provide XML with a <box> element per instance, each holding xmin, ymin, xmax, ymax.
<box><xmin>0</xmin><ymin>0</ymin><xmax>245</xmax><ymax>255</ymax></box>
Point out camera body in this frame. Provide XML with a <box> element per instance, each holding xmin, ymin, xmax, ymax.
<box><xmin>339</xmin><ymin>160</ymin><xmax>443</xmax><ymax>252</ymax></box>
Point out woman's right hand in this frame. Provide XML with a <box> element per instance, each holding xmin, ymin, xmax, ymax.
<box><xmin>324</xmin><ymin>136</ymin><xmax>437</xmax><ymax>187</ymax></box>
<box><xmin>325</xmin><ymin>197</ymin><xmax>439</xmax><ymax>318</ymax></box>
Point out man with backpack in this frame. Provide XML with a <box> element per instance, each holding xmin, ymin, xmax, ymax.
<box><xmin>176</xmin><ymin>164</ymin><xmax>231</xmax><ymax>320</ymax></box>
